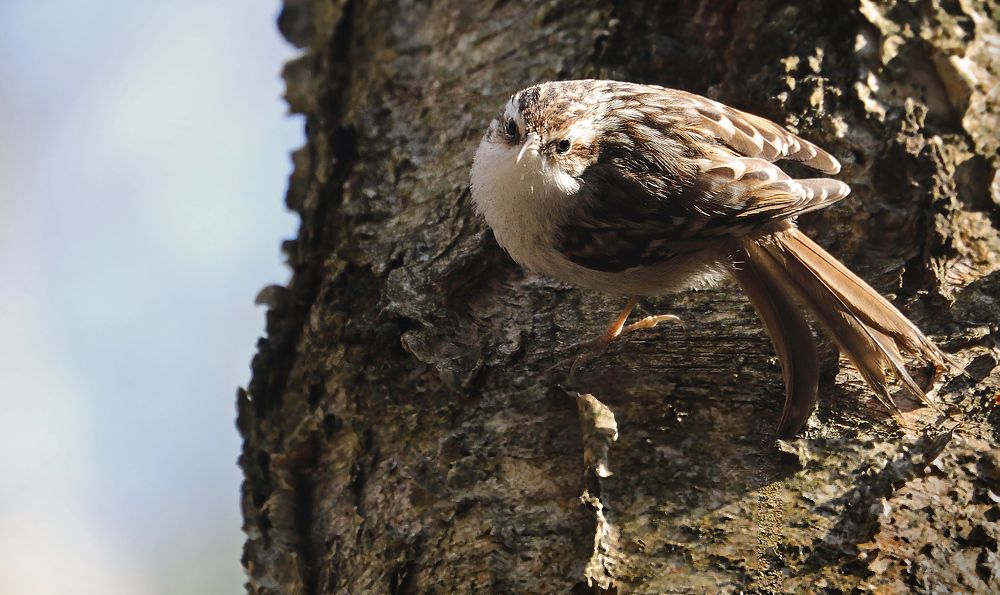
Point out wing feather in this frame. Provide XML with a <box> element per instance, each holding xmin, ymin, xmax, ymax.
<box><xmin>671</xmin><ymin>90</ymin><xmax>842</xmax><ymax>174</ymax></box>
<box><xmin>555</xmin><ymin>82</ymin><xmax>849</xmax><ymax>273</ymax></box>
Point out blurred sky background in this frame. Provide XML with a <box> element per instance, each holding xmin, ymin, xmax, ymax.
<box><xmin>0</xmin><ymin>2</ymin><xmax>302</xmax><ymax>593</ymax></box>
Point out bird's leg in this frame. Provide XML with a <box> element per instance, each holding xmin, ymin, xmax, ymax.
<box><xmin>569</xmin><ymin>296</ymin><xmax>680</xmax><ymax>378</ymax></box>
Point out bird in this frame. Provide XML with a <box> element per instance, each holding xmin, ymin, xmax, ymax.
<box><xmin>469</xmin><ymin>79</ymin><xmax>949</xmax><ymax>438</ymax></box>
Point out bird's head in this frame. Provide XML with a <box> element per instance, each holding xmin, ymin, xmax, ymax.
<box><xmin>472</xmin><ymin>82</ymin><xmax>604</xmax><ymax>208</ymax></box>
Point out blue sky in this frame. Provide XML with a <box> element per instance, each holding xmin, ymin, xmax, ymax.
<box><xmin>0</xmin><ymin>1</ymin><xmax>302</xmax><ymax>592</ymax></box>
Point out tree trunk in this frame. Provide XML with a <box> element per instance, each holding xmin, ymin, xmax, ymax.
<box><xmin>239</xmin><ymin>1</ymin><xmax>1000</xmax><ymax>592</ymax></box>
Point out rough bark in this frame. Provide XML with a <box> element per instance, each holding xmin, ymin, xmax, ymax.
<box><xmin>240</xmin><ymin>1</ymin><xmax>1000</xmax><ymax>593</ymax></box>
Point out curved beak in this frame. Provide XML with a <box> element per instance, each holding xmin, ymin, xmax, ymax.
<box><xmin>515</xmin><ymin>132</ymin><xmax>541</xmax><ymax>164</ymax></box>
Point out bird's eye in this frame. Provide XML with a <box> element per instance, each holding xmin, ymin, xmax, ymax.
<box><xmin>505</xmin><ymin>120</ymin><xmax>517</xmax><ymax>137</ymax></box>
<box><xmin>556</xmin><ymin>139</ymin><xmax>571</xmax><ymax>154</ymax></box>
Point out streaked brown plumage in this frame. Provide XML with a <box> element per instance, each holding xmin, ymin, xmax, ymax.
<box><xmin>469</xmin><ymin>80</ymin><xmax>947</xmax><ymax>437</ymax></box>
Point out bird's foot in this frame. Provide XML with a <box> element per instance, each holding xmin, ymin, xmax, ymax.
<box><xmin>566</xmin><ymin>305</ymin><xmax>680</xmax><ymax>382</ymax></box>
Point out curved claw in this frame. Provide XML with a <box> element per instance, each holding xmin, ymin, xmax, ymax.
<box><xmin>560</xmin><ymin>303</ymin><xmax>681</xmax><ymax>383</ymax></box>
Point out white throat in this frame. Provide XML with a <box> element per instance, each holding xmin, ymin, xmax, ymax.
<box><xmin>470</xmin><ymin>137</ymin><xmax>581</xmax><ymax>272</ymax></box>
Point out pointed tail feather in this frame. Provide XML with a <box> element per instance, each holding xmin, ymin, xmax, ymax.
<box><xmin>732</xmin><ymin>246</ymin><xmax>819</xmax><ymax>438</ymax></box>
<box><xmin>737</xmin><ymin>228</ymin><xmax>947</xmax><ymax>434</ymax></box>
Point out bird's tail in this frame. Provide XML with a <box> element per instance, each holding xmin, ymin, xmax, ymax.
<box><xmin>731</xmin><ymin>227</ymin><xmax>948</xmax><ymax>437</ymax></box>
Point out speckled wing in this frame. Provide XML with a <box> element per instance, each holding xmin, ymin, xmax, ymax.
<box><xmin>669</xmin><ymin>88</ymin><xmax>843</xmax><ymax>174</ymax></box>
<box><xmin>688</xmin><ymin>151</ymin><xmax>851</xmax><ymax>236</ymax></box>
<box><xmin>557</xmin><ymin>84</ymin><xmax>849</xmax><ymax>273</ymax></box>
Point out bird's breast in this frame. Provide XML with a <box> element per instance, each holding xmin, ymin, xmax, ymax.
<box><xmin>470</xmin><ymin>139</ymin><xmax>571</xmax><ymax>270</ymax></box>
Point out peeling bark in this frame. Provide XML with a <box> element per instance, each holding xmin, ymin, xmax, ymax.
<box><xmin>240</xmin><ymin>1</ymin><xmax>1000</xmax><ymax>593</ymax></box>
